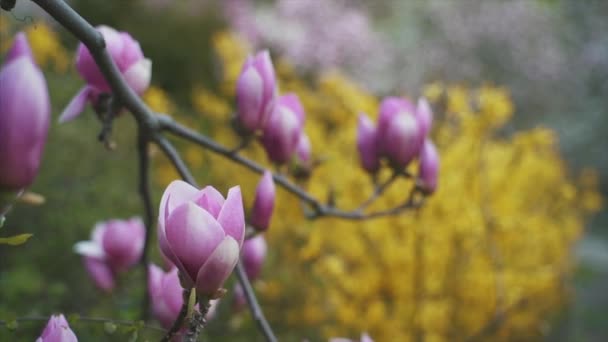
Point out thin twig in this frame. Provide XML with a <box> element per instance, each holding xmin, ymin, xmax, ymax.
<box><xmin>161</xmin><ymin>288</ymin><xmax>192</xmax><ymax>342</ymax></box>
<box><xmin>154</xmin><ymin>135</ymin><xmax>198</xmax><ymax>187</ymax></box>
<box><xmin>235</xmin><ymin>260</ymin><xmax>278</xmax><ymax>342</ymax></box>
<box><xmin>137</xmin><ymin>126</ymin><xmax>154</xmax><ymax>320</ymax></box>
<box><xmin>0</xmin><ymin>315</ymin><xmax>165</xmax><ymax>333</ymax></box>
<box><xmin>355</xmin><ymin>171</ymin><xmax>400</xmax><ymax>211</ymax></box>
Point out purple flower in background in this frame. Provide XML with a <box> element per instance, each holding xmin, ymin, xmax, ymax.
<box><xmin>157</xmin><ymin>181</ymin><xmax>244</xmax><ymax>296</ymax></box>
<box><xmin>236</xmin><ymin>50</ymin><xmax>277</xmax><ymax>133</ymax></box>
<box><xmin>59</xmin><ymin>26</ymin><xmax>151</xmax><ymax>123</ymax></box>
<box><xmin>0</xmin><ymin>32</ymin><xmax>50</xmax><ymax>191</ymax></box>
<box><xmin>36</xmin><ymin>314</ymin><xmax>78</xmax><ymax>342</ymax></box>
<box><xmin>74</xmin><ymin>217</ymin><xmax>145</xmax><ymax>291</ymax></box>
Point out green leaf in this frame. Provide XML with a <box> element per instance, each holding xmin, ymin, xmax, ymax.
<box><xmin>128</xmin><ymin>329</ymin><xmax>138</xmax><ymax>342</ymax></box>
<box><xmin>0</xmin><ymin>233</ymin><xmax>33</xmax><ymax>246</ymax></box>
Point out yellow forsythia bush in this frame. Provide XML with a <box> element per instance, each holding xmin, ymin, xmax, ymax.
<box><xmin>155</xmin><ymin>32</ymin><xmax>601</xmax><ymax>341</ymax></box>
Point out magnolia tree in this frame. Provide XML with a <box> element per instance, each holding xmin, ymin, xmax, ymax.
<box><xmin>0</xmin><ymin>1</ymin><xmax>440</xmax><ymax>341</ymax></box>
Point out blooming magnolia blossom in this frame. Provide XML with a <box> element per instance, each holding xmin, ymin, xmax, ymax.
<box><xmin>158</xmin><ymin>181</ymin><xmax>245</xmax><ymax>296</ymax></box>
<box><xmin>59</xmin><ymin>26</ymin><xmax>152</xmax><ymax>123</ymax></box>
<box><xmin>0</xmin><ymin>32</ymin><xmax>50</xmax><ymax>190</ymax></box>
<box><xmin>36</xmin><ymin>315</ymin><xmax>78</xmax><ymax>342</ymax></box>
<box><xmin>74</xmin><ymin>217</ymin><xmax>145</xmax><ymax>291</ymax></box>
<box><xmin>236</xmin><ymin>50</ymin><xmax>277</xmax><ymax>133</ymax></box>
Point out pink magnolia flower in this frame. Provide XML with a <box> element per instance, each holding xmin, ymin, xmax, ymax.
<box><xmin>59</xmin><ymin>25</ymin><xmax>152</xmax><ymax>123</ymax></box>
<box><xmin>74</xmin><ymin>217</ymin><xmax>145</xmax><ymax>291</ymax></box>
<box><xmin>250</xmin><ymin>171</ymin><xmax>275</xmax><ymax>231</ymax></box>
<box><xmin>158</xmin><ymin>181</ymin><xmax>245</xmax><ymax>297</ymax></box>
<box><xmin>260</xmin><ymin>94</ymin><xmax>305</xmax><ymax>164</ymax></box>
<box><xmin>236</xmin><ymin>50</ymin><xmax>277</xmax><ymax>133</ymax></box>
<box><xmin>0</xmin><ymin>32</ymin><xmax>50</xmax><ymax>190</ymax></box>
<box><xmin>376</xmin><ymin>97</ymin><xmax>423</xmax><ymax>168</ymax></box>
<box><xmin>241</xmin><ymin>235</ymin><xmax>267</xmax><ymax>280</ymax></box>
<box><xmin>36</xmin><ymin>314</ymin><xmax>78</xmax><ymax>342</ymax></box>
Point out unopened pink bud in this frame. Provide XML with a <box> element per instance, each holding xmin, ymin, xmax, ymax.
<box><xmin>418</xmin><ymin>139</ymin><xmax>439</xmax><ymax>194</ymax></box>
<box><xmin>36</xmin><ymin>314</ymin><xmax>78</xmax><ymax>342</ymax></box>
<box><xmin>0</xmin><ymin>33</ymin><xmax>50</xmax><ymax>191</ymax></box>
<box><xmin>236</xmin><ymin>50</ymin><xmax>277</xmax><ymax>133</ymax></box>
<box><xmin>260</xmin><ymin>94</ymin><xmax>304</xmax><ymax>164</ymax></box>
<box><xmin>356</xmin><ymin>113</ymin><xmax>380</xmax><ymax>173</ymax></box>
<box><xmin>242</xmin><ymin>235</ymin><xmax>267</xmax><ymax>280</ymax></box>
<box><xmin>250</xmin><ymin>171</ymin><xmax>275</xmax><ymax>231</ymax></box>
<box><xmin>375</xmin><ymin>97</ymin><xmax>423</xmax><ymax>168</ymax></box>
<box><xmin>158</xmin><ymin>181</ymin><xmax>245</xmax><ymax>296</ymax></box>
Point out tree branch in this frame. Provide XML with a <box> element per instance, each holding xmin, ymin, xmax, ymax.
<box><xmin>137</xmin><ymin>126</ymin><xmax>153</xmax><ymax>320</ymax></box>
<box><xmin>161</xmin><ymin>288</ymin><xmax>192</xmax><ymax>342</ymax></box>
<box><xmin>154</xmin><ymin>135</ymin><xmax>198</xmax><ymax>187</ymax></box>
<box><xmin>235</xmin><ymin>260</ymin><xmax>277</xmax><ymax>342</ymax></box>
<box><xmin>158</xmin><ymin>115</ymin><xmax>424</xmax><ymax>220</ymax></box>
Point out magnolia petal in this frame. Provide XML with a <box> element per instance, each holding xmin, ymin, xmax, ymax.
<box><xmin>216</xmin><ymin>186</ymin><xmax>245</xmax><ymax>247</ymax></box>
<box><xmin>58</xmin><ymin>86</ymin><xmax>93</xmax><ymax>123</ymax></box>
<box><xmin>148</xmin><ymin>264</ymin><xmax>164</xmax><ymax>297</ymax></box>
<box><xmin>123</xmin><ymin>58</ymin><xmax>151</xmax><ymax>95</ymax></box>
<box><xmin>73</xmin><ymin>240</ymin><xmax>105</xmax><ymax>259</ymax></box>
<box><xmin>195</xmin><ymin>236</ymin><xmax>240</xmax><ymax>296</ymax></box>
<box><xmin>194</xmin><ymin>186</ymin><xmax>226</xmax><ymax>218</ymax></box>
<box><xmin>165</xmin><ymin>202</ymin><xmax>225</xmax><ymax>282</ymax></box>
<box><xmin>83</xmin><ymin>257</ymin><xmax>114</xmax><ymax>292</ymax></box>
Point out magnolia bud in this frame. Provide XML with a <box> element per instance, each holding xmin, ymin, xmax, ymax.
<box><xmin>356</xmin><ymin>113</ymin><xmax>380</xmax><ymax>173</ymax></box>
<box><xmin>260</xmin><ymin>94</ymin><xmax>304</xmax><ymax>164</ymax></box>
<box><xmin>251</xmin><ymin>171</ymin><xmax>276</xmax><ymax>231</ymax></box>
<box><xmin>241</xmin><ymin>235</ymin><xmax>267</xmax><ymax>280</ymax></box>
<box><xmin>376</xmin><ymin>97</ymin><xmax>423</xmax><ymax>169</ymax></box>
<box><xmin>236</xmin><ymin>50</ymin><xmax>277</xmax><ymax>133</ymax></box>
<box><xmin>418</xmin><ymin>139</ymin><xmax>439</xmax><ymax>194</ymax></box>
<box><xmin>36</xmin><ymin>314</ymin><xmax>78</xmax><ymax>342</ymax></box>
<box><xmin>0</xmin><ymin>32</ymin><xmax>50</xmax><ymax>191</ymax></box>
